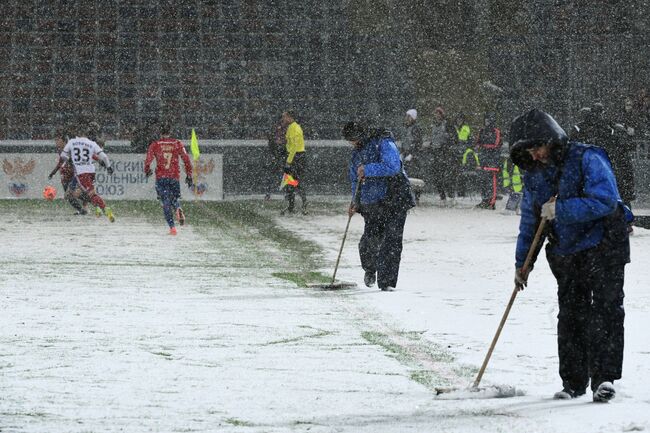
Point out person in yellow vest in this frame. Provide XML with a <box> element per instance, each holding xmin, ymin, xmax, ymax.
<box><xmin>455</xmin><ymin>115</ymin><xmax>475</xmax><ymax>198</ymax></box>
<box><xmin>281</xmin><ymin>110</ymin><xmax>308</xmax><ymax>215</ymax></box>
<box><xmin>501</xmin><ymin>152</ymin><xmax>523</xmax><ymax>212</ymax></box>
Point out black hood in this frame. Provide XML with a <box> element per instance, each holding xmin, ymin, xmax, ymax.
<box><xmin>342</xmin><ymin>121</ymin><xmax>368</xmax><ymax>142</ymax></box>
<box><xmin>342</xmin><ymin>121</ymin><xmax>393</xmax><ymax>143</ymax></box>
<box><xmin>509</xmin><ymin>109</ymin><xmax>569</xmax><ymax>170</ymax></box>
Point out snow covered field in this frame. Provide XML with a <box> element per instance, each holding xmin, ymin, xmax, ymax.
<box><xmin>1</xmin><ymin>198</ymin><xmax>649</xmax><ymax>432</ymax></box>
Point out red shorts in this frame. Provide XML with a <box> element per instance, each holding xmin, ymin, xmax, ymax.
<box><xmin>76</xmin><ymin>173</ymin><xmax>96</xmax><ymax>192</ymax></box>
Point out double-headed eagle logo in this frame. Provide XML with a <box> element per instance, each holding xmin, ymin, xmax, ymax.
<box><xmin>3</xmin><ymin>158</ymin><xmax>36</xmax><ymax>196</ymax></box>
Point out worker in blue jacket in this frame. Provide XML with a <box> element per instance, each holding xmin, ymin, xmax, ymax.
<box><xmin>342</xmin><ymin>121</ymin><xmax>415</xmax><ymax>292</ymax></box>
<box><xmin>510</xmin><ymin>109</ymin><xmax>632</xmax><ymax>403</ymax></box>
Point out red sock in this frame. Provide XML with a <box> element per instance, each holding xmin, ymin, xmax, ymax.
<box><xmin>91</xmin><ymin>195</ymin><xmax>105</xmax><ymax>210</ymax></box>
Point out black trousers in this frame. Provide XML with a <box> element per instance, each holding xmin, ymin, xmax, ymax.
<box><xmin>266</xmin><ymin>153</ymin><xmax>286</xmax><ymax>195</ymax></box>
<box><xmin>432</xmin><ymin>152</ymin><xmax>456</xmax><ymax>199</ymax></box>
<box><xmin>359</xmin><ymin>203</ymin><xmax>408</xmax><ymax>289</ymax></box>
<box><xmin>479</xmin><ymin>166</ymin><xmax>499</xmax><ymax>205</ymax></box>
<box><xmin>285</xmin><ymin>152</ymin><xmax>307</xmax><ymax>209</ymax></box>
<box><xmin>547</xmin><ymin>245</ymin><xmax>626</xmax><ymax>392</ymax></box>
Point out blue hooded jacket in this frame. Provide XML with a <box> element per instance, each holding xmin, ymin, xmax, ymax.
<box><xmin>515</xmin><ymin>142</ymin><xmax>623</xmax><ymax>267</ymax></box>
<box><xmin>349</xmin><ymin>135</ymin><xmax>403</xmax><ymax>205</ymax></box>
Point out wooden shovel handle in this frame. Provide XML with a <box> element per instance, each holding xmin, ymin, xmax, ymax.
<box><xmin>472</xmin><ymin>217</ymin><xmax>548</xmax><ymax>388</ymax></box>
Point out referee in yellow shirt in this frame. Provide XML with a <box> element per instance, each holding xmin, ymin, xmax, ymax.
<box><xmin>281</xmin><ymin>111</ymin><xmax>308</xmax><ymax>215</ymax></box>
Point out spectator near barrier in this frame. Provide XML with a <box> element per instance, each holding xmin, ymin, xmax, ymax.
<box><xmin>265</xmin><ymin>116</ymin><xmax>287</xmax><ymax>200</ymax></box>
<box><xmin>501</xmin><ymin>150</ymin><xmax>523</xmax><ymax>212</ymax></box>
<box><xmin>572</xmin><ymin>103</ymin><xmax>636</xmax><ymax>209</ymax></box>
<box><xmin>455</xmin><ymin>115</ymin><xmax>475</xmax><ymax>198</ymax></box>
<box><xmin>475</xmin><ymin>113</ymin><xmax>503</xmax><ymax>209</ymax></box>
<box><xmin>430</xmin><ymin>106</ymin><xmax>456</xmax><ymax>203</ymax></box>
<box><xmin>401</xmin><ymin>109</ymin><xmax>424</xmax><ymax>202</ymax></box>
<box><xmin>620</xmin><ymin>91</ymin><xmax>649</xmax><ymax>159</ymax></box>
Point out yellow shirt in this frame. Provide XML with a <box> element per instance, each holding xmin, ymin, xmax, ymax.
<box><xmin>457</xmin><ymin>124</ymin><xmax>471</xmax><ymax>141</ymax></box>
<box><xmin>285</xmin><ymin>121</ymin><xmax>305</xmax><ymax>164</ymax></box>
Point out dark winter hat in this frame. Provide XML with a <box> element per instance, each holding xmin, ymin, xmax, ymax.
<box><xmin>342</xmin><ymin>121</ymin><xmax>368</xmax><ymax>141</ymax></box>
<box><xmin>509</xmin><ymin>109</ymin><xmax>568</xmax><ymax>170</ymax></box>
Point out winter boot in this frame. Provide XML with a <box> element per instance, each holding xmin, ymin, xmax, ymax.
<box><xmin>280</xmin><ymin>206</ymin><xmax>294</xmax><ymax>216</ymax></box>
<box><xmin>281</xmin><ymin>194</ymin><xmax>295</xmax><ymax>216</ymax></box>
<box><xmin>380</xmin><ymin>286</ymin><xmax>395</xmax><ymax>292</ymax></box>
<box><xmin>364</xmin><ymin>271</ymin><xmax>376</xmax><ymax>288</ymax></box>
<box><xmin>593</xmin><ymin>382</ymin><xmax>615</xmax><ymax>403</ymax></box>
<box><xmin>553</xmin><ymin>387</ymin><xmax>586</xmax><ymax>400</ymax></box>
<box><xmin>104</xmin><ymin>207</ymin><xmax>115</xmax><ymax>223</ymax></box>
<box><xmin>176</xmin><ymin>208</ymin><xmax>186</xmax><ymax>226</ymax></box>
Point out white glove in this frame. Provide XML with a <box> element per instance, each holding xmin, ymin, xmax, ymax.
<box><xmin>404</xmin><ymin>154</ymin><xmax>413</xmax><ymax>162</ymax></box>
<box><xmin>541</xmin><ymin>200</ymin><xmax>556</xmax><ymax>220</ymax></box>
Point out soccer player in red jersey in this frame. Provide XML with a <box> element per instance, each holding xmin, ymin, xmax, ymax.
<box><xmin>144</xmin><ymin>122</ymin><xmax>193</xmax><ymax>235</ymax></box>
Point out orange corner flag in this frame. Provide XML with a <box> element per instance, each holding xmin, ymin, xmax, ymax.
<box><xmin>279</xmin><ymin>173</ymin><xmax>299</xmax><ymax>190</ymax></box>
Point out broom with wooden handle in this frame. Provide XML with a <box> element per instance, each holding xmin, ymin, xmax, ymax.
<box><xmin>436</xmin><ymin>216</ymin><xmax>548</xmax><ymax>397</ymax></box>
<box><xmin>307</xmin><ymin>177</ymin><xmax>363</xmax><ymax>290</ymax></box>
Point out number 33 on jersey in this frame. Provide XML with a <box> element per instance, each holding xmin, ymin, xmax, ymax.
<box><xmin>62</xmin><ymin>137</ymin><xmax>109</xmax><ymax>175</ymax></box>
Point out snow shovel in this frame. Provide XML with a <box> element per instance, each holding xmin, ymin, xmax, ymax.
<box><xmin>435</xmin><ymin>217</ymin><xmax>549</xmax><ymax>398</ymax></box>
<box><xmin>307</xmin><ymin>178</ymin><xmax>363</xmax><ymax>290</ymax></box>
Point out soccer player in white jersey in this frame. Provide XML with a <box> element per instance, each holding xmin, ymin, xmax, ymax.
<box><xmin>48</xmin><ymin>121</ymin><xmax>116</xmax><ymax>222</ymax></box>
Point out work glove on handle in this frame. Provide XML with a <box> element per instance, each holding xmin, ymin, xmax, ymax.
<box><xmin>514</xmin><ymin>265</ymin><xmax>533</xmax><ymax>290</ymax></box>
<box><xmin>106</xmin><ymin>166</ymin><xmax>114</xmax><ymax>175</ymax></box>
<box><xmin>541</xmin><ymin>198</ymin><xmax>556</xmax><ymax>220</ymax></box>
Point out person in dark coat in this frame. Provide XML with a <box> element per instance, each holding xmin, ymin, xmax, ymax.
<box><xmin>401</xmin><ymin>109</ymin><xmax>423</xmax><ymax>170</ymax></box>
<box><xmin>265</xmin><ymin>117</ymin><xmax>287</xmax><ymax>200</ymax></box>
<box><xmin>343</xmin><ymin>121</ymin><xmax>415</xmax><ymax>292</ymax></box>
<box><xmin>510</xmin><ymin>109</ymin><xmax>632</xmax><ymax>403</ymax></box>
<box><xmin>619</xmin><ymin>96</ymin><xmax>639</xmax><ymax>138</ymax></box>
<box><xmin>430</xmin><ymin>106</ymin><xmax>457</xmax><ymax>203</ymax></box>
<box><xmin>614</xmin><ymin>99</ymin><xmax>640</xmax><ymax>208</ymax></box>
<box><xmin>571</xmin><ymin>103</ymin><xmax>636</xmax><ymax>208</ymax></box>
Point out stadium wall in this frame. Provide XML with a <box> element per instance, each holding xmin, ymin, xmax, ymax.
<box><xmin>2</xmin><ymin>140</ymin><xmax>649</xmax><ymax>202</ymax></box>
